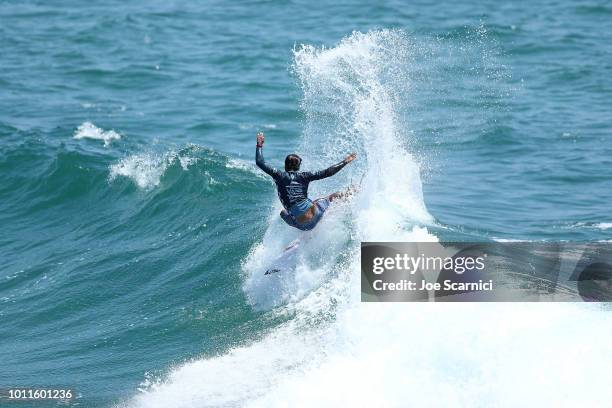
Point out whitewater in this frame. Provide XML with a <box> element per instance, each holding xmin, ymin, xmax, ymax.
<box><xmin>122</xmin><ymin>31</ymin><xmax>612</xmax><ymax>408</ymax></box>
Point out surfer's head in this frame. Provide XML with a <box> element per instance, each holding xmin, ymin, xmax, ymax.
<box><xmin>285</xmin><ymin>154</ymin><xmax>301</xmax><ymax>171</ymax></box>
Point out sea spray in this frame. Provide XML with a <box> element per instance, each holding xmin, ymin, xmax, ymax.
<box><xmin>293</xmin><ymin>30</ymin><xmax>434</xmax><ymax>237</ymax></box>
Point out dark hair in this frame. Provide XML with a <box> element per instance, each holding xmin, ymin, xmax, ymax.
<box><xmin>285</xmin><ymin>154</ymin><xmax>302</xmax><ymax>171</ymax></box>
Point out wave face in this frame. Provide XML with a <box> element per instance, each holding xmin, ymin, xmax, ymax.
<box><xmin>123</xmin><ymin>31</ymin><xmax>612</xmax><ymax>408</ymax></box>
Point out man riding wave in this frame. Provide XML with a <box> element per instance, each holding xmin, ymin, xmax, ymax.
<box><xmin>255</xmin><ymin>132</ymin><xmax>357</xmax><ymax>231</ymax></box>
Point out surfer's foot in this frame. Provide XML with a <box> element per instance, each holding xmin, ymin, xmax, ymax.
<box><xmin>328</xmin><ymin>185</ymin><xmax>358</xmax><ymax>202</ymax></box>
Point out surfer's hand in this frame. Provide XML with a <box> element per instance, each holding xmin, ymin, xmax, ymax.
<box><xmin>344</xmin><ymin>152</ymin><xmax>357</xmax><ymax>164</ymax></box>
<box><xmin>256</xmin><ymin>132</ymin><xmax>265</xmax><ymax>147</ymax></box>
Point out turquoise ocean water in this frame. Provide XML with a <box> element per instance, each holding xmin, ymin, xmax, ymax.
<box><xmin>1</xmin><ymin>1</ymin><xmax>611</xmax><ymax>407</ymax></box>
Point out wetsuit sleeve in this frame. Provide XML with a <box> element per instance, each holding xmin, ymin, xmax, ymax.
<box><xmin>255</xmin><ymin>146</ymin><xmax>280</xmax><ymax>179</ymax></box>
<box><xmin>303</xmin><ymin>159</ymin><xmax>348</xmax><ymax>181</ymax></box>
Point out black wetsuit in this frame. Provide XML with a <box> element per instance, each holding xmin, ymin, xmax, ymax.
<box><xmin>255</xmin><ymin>146</ymin><xmax>348</xmax><ymax>211</ymax></box>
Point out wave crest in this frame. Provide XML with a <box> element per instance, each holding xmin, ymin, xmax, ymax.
<box><xmin>109</xmin><ymin>150</ymin><xmax>198</xmax><ymax>189</ymax></box>
<box><xmin>74</xmin><ymin>121</ymin><xmax>121</xmax><ymax>146</ymax></box>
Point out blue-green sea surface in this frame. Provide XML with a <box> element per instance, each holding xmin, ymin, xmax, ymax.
<box><xmin>1</xmin><ymin>1</ymin><xmax>611</xmax><ymax>407</ymax></box>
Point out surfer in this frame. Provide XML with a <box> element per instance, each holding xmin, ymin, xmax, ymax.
<box><xmin>255</xmin><ymin>132</ymin><xmax>356</xmax><ymax>231</ymax></box>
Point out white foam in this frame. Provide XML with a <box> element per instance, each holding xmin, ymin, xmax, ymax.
<box><xmin>122</xmin><ymin>31</ymin><xmax>612</xmax><ymax>408</ymax></box>
<box><xmin>225</xmin><ymin>158</ymin><xmax>270</xmax><ymax>181</ymax></box>
<box><xmin>566</xmin><ymin>221</ymin><xmax>612</xmax><ymax>231</ymax></box>
<box><xmin>493</xmin><ymin>238</ymin><xmax>524</xmax><ymax>242</ymax></box>
<box><xmin>109</xmin><ymin>151</ymin><xmax>197</xmax><ymax>189</ymax></box>
<box><xmin>177</xmin><ymin>155</ymin><xmax>196</xmax><ymax>171</ymax></box>
<box><xmin>74</xmin><ymin>121</ymin><xmax>121</xmax><ymax>146</ymax></box>
<box><xmin>238</xmin><ymin>123</ymin><xmax>278</xmax><ymax>131</ymax></box>
<box><xmin>246</xmin><ymin>303</ymin><xmax>612</xmax><ymax>408</ymax></box>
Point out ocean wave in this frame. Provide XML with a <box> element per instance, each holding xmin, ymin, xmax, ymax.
<box><xmin>108</xmin><ymin>145</ymin><xmax>271</xmax><ymax>191</ymax></box>
<box><xmin>225</xmin><ymin>158</ymin><xmax>270</xmax><ymax>181</ymax></box>
<box><xmin>566</xmin><ymin>221</ymin><xmax>612</xmax><ymax>231</ymax></box>
<box><xmin>123</xmin><ymin>31</ymin><xmax>440</xmax><ymax>407</ymax></box>
<box><xmin>109</xmin><ymin>150</ymin><xmax>198</xmax><ymax>189</ymax></box>
<box><xmin>73</xmin><ymin>121</ymin><xmax>121</xmax><ymax>146</ymax></box>
<box><xmin>121</xmin><ymin>30</ymin><xmax>612</xmax><ymax>408</ymax></box>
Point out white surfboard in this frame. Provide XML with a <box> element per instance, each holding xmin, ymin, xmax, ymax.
<box><xmin>264</xmin><ymin>239</ymin><xmax>301</xmax><ymax>276</ymax></box>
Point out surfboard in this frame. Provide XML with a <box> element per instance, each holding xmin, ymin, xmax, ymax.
<box><xmin>264</xmin><ymin>239</ymin><xmax>301</xmax><ymax>275</ymax></box>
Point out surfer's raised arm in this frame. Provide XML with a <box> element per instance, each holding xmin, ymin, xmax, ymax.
<box><xmin>255</xmin><ymin>132</ymin><xmax>280</xmax><ymax>178</ymax></box>
<box><xmin>303</xmin><ymin>152</ymin><xmax>357</xmax><ymax>181</ymax></box>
